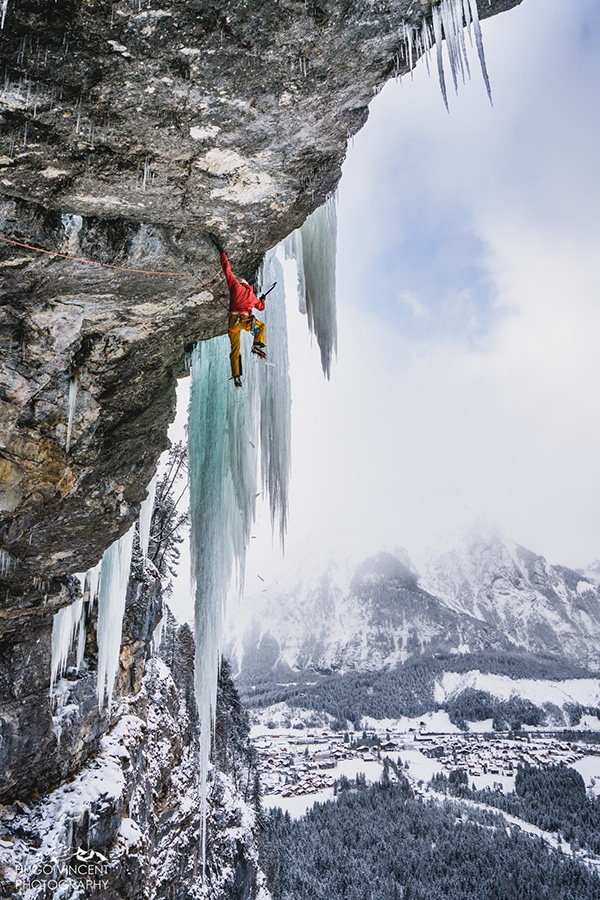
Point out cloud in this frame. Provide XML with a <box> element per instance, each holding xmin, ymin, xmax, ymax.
<box><xmin>396</xmin><ymin>289</ymin><xmax>432</xmax><ymax>321</ymax></box>
<box><xmin>266</xmin><ymin>0</ymin><xmax>600</xmax><ymax>573</ymax></box>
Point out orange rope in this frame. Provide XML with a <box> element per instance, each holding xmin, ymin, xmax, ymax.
<box><xmin>0</xmin><ymin>232</ymin><xmax>233</xmax><ymax>311</ymax></box>
<box><xmin>0</xmin><ymin>232</ymin><xmax>192</xmax><ymax>276</ymax></box>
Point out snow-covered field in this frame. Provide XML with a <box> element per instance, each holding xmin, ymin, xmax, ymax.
<box><xmin>572</xmin><ymin>757</ymin><xmax>600</xmax><ymax>797</ymax></box>
<box><xmin>435</xmin><ymin>672</ymin><xmax>600</xmax><ymax>714</ymax></box>
<box><xmin>361</xmin><ymin>709</ymin><xmax>462</xmax><ymax>734</ymax></box>
<box><xmin>262</xmin><ymin>757</ymin><xmax>384</xmax><ymax>818</ymax></box>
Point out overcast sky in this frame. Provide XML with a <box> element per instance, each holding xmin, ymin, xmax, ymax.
<box><xmin>172</xmin><ymin>0</ymin><xmax>600</xmax><ymax>621</ymax></box>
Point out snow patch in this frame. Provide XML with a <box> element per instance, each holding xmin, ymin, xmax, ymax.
<box><xmin>578</xmin><ymin>580</ymin><xmax>596</xmax><ymax>595</ymax></box>
<box><xmin>117</xmin><ymin>816</ymin><xmax>143</xmax><ymax>848</ymax></box>
<box><xmin>210</xmin><ymin>170</ymin><xmax>274</xmax><ymax>205</ymax></box>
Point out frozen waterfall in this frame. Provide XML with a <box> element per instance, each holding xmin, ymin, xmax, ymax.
<box><xmin>49</xmin><ymin>472</ymin><xmax>158</xmax><ymax>708</ymax></box>
<box><xmin>96</xmin><ymin>526</ymin><xmax>135</xmax><ymax>710</ymax></box>
<box><xmin>399</xmin><ymin>0</ymin><xmax>492</xmax><ymax>111</ymax></box>
<box><xmin>50</xmin><ymin>597</ymin><xmax>85</xmax><ymax>694</ymax></box>
<box><xmin>51</xmin><ymin>531</ymin><xmax>134</xmax><ymax>709</ymax></box>
<box><xmin>189</xmin><ymin>337</ymin><xmax>258</xmax><ymax>874</ymax></box>
<box><xmin>188</xmin><ymin>251</ymin><xmax>291</xmax><ymax>871</ymax></box>
<box><xmin>284</xmin><ymin>194</ymin><xmax>338</xmax><ymax>379</ymax></box>
<box><xmin>49</xmin><ymin>564</ymin><xmax>102</xmax><ymax>695</ymax></box>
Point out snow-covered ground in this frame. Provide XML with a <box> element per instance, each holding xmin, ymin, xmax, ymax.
<box><xmin>393</xmin><ymin>748</ymin><xmax>443</xmax><ymax>784</ymax></box>
<box><xmin>435</xmin><ymin>672</ymin><xmax>600</xmax><ymax>713</ymax></box>
<box><xmin>262</xmin><ymin>757</ymin><xmax>384</xmax><ymax>818</ymax></box>
<box><xmin>361</xmin><ymin>709</ymin><xmax>462</xmax><ymax>734</ymax></box>
<box><xmin>572</xmin><ymin>757</ymin><xmax>600</xmax><ymax>797</ymax></box>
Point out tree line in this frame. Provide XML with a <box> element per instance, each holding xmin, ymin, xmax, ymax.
<box><xmin>433</xmin><ymin>763</ymin><xmax>600</xmax><ymax>855</ymax></box>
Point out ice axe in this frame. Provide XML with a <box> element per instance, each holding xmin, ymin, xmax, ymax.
<box><xmin>259</xmin><ymin>282</ymin><xmax>277</xmax><ymax>301</ymax></box>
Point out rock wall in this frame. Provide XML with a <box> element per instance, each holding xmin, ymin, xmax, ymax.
<box><xmin>0</xmin><ymin>567</ymin><xmax>162</xmax><ymax>804</ymax></box>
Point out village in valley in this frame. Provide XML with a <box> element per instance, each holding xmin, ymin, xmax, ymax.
<box><xmin>251</xmin><ymin>719</ymin><xmax>600</xmax><ymax>815</ymax></box>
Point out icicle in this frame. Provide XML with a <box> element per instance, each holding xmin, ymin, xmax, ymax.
<box><xmin>72</xmin><ymin>572</ymin><xmax>87</xmax><ymax>670</ymax></box>
<box><xmin>399</xmin><ymin>0</ymin><xmax>492</xmax><ymax>109</ymax></box>
<box><xmin>257</xmin><ymin>252</ymin><xmax>292</xmax><ymax>545</ymax></box>
<box><xmin>0</xmin><ymin>549</ymin><xmax>14</xmax><ymax>578</ymax></box>
<box><xmin>283</xmin><ymin>229</ymin><xmax>306</xmax><ymax>314</ymax></box>
<box><xmin>86</xmin><ymin>560</ymin><xmax>102</xmax><ymax>611</ymax></box>
<box><xmin>96</xmin><ymin>526</ymin><xmax>135</xmax><ymax>710</ymax></box>
<box><xmin>285</xmin><ymin>195</ymin><xmax>338</xmax><ymax>379</ymax></box>
<box><xmin>1</xmin><ymin>0</ymin><xmax>8</xmax><ymax>30</ymax></box>
<box><xmin>138</xmin><ymin>473</ymin><xmax>157</xmax><ymax>559</ymax></box>
<box><xmin>300</xmin><ymin>194</ymin><xmax>338</xmax><ymax>378</ymax></box>
<box><xmin>65</xmin><ymin>372</ymin><xmax>78</xmax><ymax>454</ymax></box>
<box><xmin>468</xmin><ymin>0</ymin><xmax>493</xmax><ymax>104</ymax></box>
<box><xmin>432</xmin><ymin>3</ymin><xmax>448</xmax><ymax>111</ymax></box>
<box><xmin>50</xmin><ymin>598</ymin><xmax>84</xmax><ymax>694</ymax></box>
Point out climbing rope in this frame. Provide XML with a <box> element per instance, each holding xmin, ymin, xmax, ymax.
<box><xmin>0</xmin><ymin>232</ymin><xmax>231</xmax><ymax>310</ymax></box>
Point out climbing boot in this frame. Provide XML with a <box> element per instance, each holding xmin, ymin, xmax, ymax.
<box><xmin>251</xmin><ymin>343</ymin><xmax>267</xmax><ymax>360</ymax></box>
<box><xmin>233</xmin><ymin>376</ymin><xmax>243</xmax><ymax>387</ymax></box>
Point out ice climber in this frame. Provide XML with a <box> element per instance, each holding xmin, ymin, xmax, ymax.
<box><xmin>208</xmin><ymin>233</ymin><xmax>267</xmax><ymax>387</ymax></box>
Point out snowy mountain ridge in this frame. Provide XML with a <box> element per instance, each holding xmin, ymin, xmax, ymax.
<box><xmin>228</xmin><ymin>529</ymin><xmax>600</xmax><ymax>680</ymax></box>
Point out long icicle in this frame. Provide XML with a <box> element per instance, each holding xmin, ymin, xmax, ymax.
<box><xmin>285</xmin><ymin>195</ymin><xmax>339</xmax><ymax>379</ymax></box>
<box><xmin>96</xmin><ymin>527</ymin><xmax>135</xmax><ymax>710</ymax></box>
<box><xmin>468</xmin><ymin>0</ymin><xmax>493</xmax><ymax>104</ymax></box>
<box><xmin>65</xmin><ymin>372</ymin><xmax>78</xmax><ymax>454</ymax></box>
<box><xmin>257</xmin><ymin>251</ymin><xmax>292</xmax><ymax>546</ymax></box>
<box><xmin>432</xmin><ymin>2</ymin><xmax>449</xmax><ymax>112</ymax></box>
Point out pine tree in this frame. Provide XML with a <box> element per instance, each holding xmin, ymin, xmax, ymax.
<box><xmin>252</xmin><ymin>772</ymin><xmax>266</xmax><ymax>832</ymax></box>
<box><xmin>148</xmin><ymin>441</ymin><xmax>189</xmax><ymax>594</ymax></box>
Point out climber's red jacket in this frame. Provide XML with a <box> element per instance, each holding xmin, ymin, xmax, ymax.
<box><xmin>220</xmin><ymin>251</ymin><xmax>265</xmax><ymax>316</ymax></box>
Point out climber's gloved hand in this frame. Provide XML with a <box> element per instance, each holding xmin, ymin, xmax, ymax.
<box><xmin>207</xmin><ymin>232</ymin><xmax>225</xmax><ymax>254</ymax></box>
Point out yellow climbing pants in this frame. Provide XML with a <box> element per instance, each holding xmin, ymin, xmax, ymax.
<box><xmin>228</xmin><ymin>314</ymin><xmax>266</xmax><ymax>378</ymax></box>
